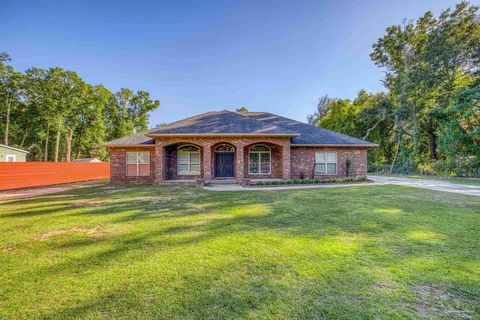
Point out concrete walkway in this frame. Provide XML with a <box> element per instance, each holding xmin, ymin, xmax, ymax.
<box><xmin>204</xmin><ymin>176</ymin><xmax>480</xmax><ymax>196</ymax></box>
<box><xmin>369</xmin><ymin>175</ymin><xmax>480</xmax><ymax>197</ymax></box>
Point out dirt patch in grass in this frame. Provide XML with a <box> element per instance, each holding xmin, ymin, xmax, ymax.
<box><xmin>1</xmin><ymin>247</ymin><xmax>14</xmax><ymax>254</ymax></box>
<box><xmin>72</xmin><ymin>196</ymin><xmax>171</xmax><ymax>207</ymax></box>
<box><xmin>37</xmin><ymin>226</ymin><xmax>107</xmax><ymax>241</ymax></box>
<box><xmin>374</xmin><ymin>283</ymin><xmax>394</xmax><ymax>290</ymax></box>
<box><xmin>413</xmin><ymin>285</ymin><xmax>474</xmax><ymax>319</ymax></box>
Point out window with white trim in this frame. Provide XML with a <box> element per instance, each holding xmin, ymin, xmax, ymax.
<box><xmin>178</xmin><ymin>145</ymin><xmax>200</xmax><ymax>175</ymax></box>
<box><xmin>315</xmin><ymin>151</ymin><xmax>337</xmax><ymax>175</ymax></box>
<box><xmin>6</xmin><ymin>155</ymin><xmax>16</xmax><ymax>162</ymax></box>
<box><xmin>249</xmin><ymin>145</ymin><xmax>271</xmax><ymax>174</ymax></box>
<box><xmin>126</xmin><ymin>151</ymin><xmax>150</xmax><ymax>176</ymax></box>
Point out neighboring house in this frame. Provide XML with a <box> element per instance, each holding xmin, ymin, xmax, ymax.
<box><xmin>104</xmin><ymin>110</ymin><xmax>376</xmax><ymax>185</ymax></box>
<box><xmin>72</xmin><ymin>158</ymin><xmax>102</xmax><ymax>163</ymax></box>
<box><xmin>0</xmin><ymin>144</ymin><xmax>28</xmax><ymax>162</ymax></box>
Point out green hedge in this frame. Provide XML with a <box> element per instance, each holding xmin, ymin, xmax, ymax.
<box><xmin>370</xmin><ymin>157</ymin><xmax>480</xmax><ymax>178</ymax></box>
<box><xmin>251</xmin><ymin>176</ymin><xmax>367</xmax><ymax>186</ymax></box>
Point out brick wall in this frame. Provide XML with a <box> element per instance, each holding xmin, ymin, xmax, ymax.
<box><xmin>290</xmin><ymin>147</ymin><xmax>367</xmax><ymax>179</ymax></box>
<box><xmin>109</xmin><ymin>147</ymin><xmax>156</xmax><ymax>184</ymax></box>
<box><xmin>108</xmin><ymin>140</ymin><xmax>369</xmax><ymax>185</ymax></box>
<box><xmin>164</xmin><ymin>144</ymin><xmax>203</xmax><ymax>180</ymax></box>
<box><xmin>153</xmin><ymin>136</ymin><xmax>291</xmax><ymax>184</ymax></box>
<box><xmin>243</xmin><ymin>143</ymin><xmax>283</xmax><ymax>179</ymax></box>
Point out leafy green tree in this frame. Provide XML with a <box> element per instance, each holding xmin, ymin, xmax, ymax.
<box><xmin>307</xmin><ymin>95</ymin><xmax>332</xmax><ymax>125</ymax></box>
<box><xmin>0</xmin><ymin>58</ymin><xmax>24</xmax><ymax>146</ymax></box>
<box><xmin>371</xmin><ymin>2</ymin><xmax>480</xmax><ymax>164</ymax></box>
<box><xmin>3</xmin><ymin>56</ymin><xmax>160</xmax><ymax>161</ymax></box>
<box><xmin>236</xmin><ymin>106</ymin><xmax>249</xmax><ymax>113</ymax></box>
<box><xmin>106</xmin><ymin>88</ymin><xmax>159</xmax><ymax>141</ymax></box>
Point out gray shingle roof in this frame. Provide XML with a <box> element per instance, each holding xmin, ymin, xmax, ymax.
<box><xmin>243</xmin><ymin>112</ymin><xmax>376</xmax><ymax>146</ymax></box>
<box><xmin>104</xmin><ymin>110</ymin><xmax>376</xmax><ymax>147</ymax></box>
<box><xmin>103</xmin><ymin>131</ymin><xmax>155</xmax><ymax>146</ymax></box>
<box><xmin>146</xmin><ymin>110</ymin><xmax>298</xmax><ymax>135</ymax></box>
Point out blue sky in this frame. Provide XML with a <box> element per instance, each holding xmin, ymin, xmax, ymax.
<box><xmin>2</xmin><ymin>0</ymin><xmax>465</xmax><ymax>125</ymax></box>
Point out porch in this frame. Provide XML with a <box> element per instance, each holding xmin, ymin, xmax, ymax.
<box><xmin>156</xmin><ymin>138</ymin><xmax>291</xmax><ymax>185</ymax></box>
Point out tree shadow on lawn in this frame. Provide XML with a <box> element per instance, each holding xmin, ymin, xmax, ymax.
<box><xmin>38</xmin><ymin>237</ymin><xmax>409</xmax><ymax>319</ymax></box>
<box><xmin>5</xmin><ymin>184</ymin><xmax>480</xmax><ymax>318</ymax></box>
<box><xmin>15</xmin><ymin>184</ymin><xmax>480</xmax><ymax>271</ymax></box>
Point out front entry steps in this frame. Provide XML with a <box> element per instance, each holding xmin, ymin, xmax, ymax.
<box><xmin>206</xmin><ymin>179</ymin><xmax>238</xmax><ymax>186</ymax></box>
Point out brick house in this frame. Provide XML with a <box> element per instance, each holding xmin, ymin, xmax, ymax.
<box><xmin>104</xmin><ymin>110</ymin><xmax>376</xmax><ymax>185</ymax></box>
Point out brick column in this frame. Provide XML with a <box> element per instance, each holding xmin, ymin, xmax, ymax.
<box><xmin>235</xmin><ymin>141</ymin><xmax>245</xmax><ymax>184</ymax></box>
<box><xmin>154</xmin><ymin>141</ymin><xmax>164</xmax><ymax>183</ymax></box>
<box><xmin>203</xmin><ymin>143</ymin><xmax>212</xmax><ymax>183</ymax></box>
<box><xmin>282</xmin><ymin>141</ymin><xmax>291</xmax><ymax>180</ymax></box>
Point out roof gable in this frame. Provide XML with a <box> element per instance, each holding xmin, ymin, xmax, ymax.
<box><xmin>0</xmin><ymin>144</ymin><xmax>29</xmax><ymax>153</ymax></box>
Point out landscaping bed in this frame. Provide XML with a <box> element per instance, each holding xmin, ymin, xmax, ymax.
<box><xmin>249</xmin><ymin>176</ymin><xmax>369</xmax><ymax>186</ymax></box>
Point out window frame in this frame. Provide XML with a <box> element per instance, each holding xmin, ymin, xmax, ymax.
<box><xmin>315</xmin><ymin>151</ymin><xmax>337</xmax><ymax>175</ymax></box>
<box><xmin>214</xmin><ymin>144</ymin><xmax>235</xmax><ymax>153</ymax></box>
<box><xmin>177</xmin><ymin>145</ymin><xmax>201</xmax><ymax>176</ymax></box>
<box><xmin>6</xmin><ymin>154</ymin><xmax>16</xmax><ymax>162</ymax></box>
<box><xmin>125</xmin><ymin>151</ymin><xmax>151</xmax><ymax>177</ymax></box>
<box><xmin>248</xmin><ymin>145</ymin><xmax>271</xmax><ymax>175</ymax></box>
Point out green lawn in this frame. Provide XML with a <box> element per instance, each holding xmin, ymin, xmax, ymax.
<box><xmin>1</xmin><ymin>185</ymin><xmax>479</xmax><ymax>319</ymax></box>
<box><xmin>369</xmin><ymin>173</ymin><xmax>480</xmax><ymax>186</ymax></box>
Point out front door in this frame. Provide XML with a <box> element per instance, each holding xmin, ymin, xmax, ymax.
<box><xmin>214</xmin><ymin>153</ymin><xmax>234</xmax><ymax>178</ymax></box>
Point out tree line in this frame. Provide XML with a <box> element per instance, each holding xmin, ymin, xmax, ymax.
<box><xmin>308</xmin><ymin>2</ymin><xmax>480</xmax><ymax>177</ymax></box>
<box><xmin>0</xmin><ymin>54</ymin><xmax>159</xmax><ymax>161</ymax></box>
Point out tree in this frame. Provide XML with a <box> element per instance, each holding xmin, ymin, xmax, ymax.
<box><xmin>4</xmin><ymin>54</ymin><xmax>160</xmax><ymax>161</ymax></box>
<box><xmin>307</xmin><ymin>95</ymin><xmax>332</xmax><ymax>125</ymax></box>
<box><xmin>236</xmin><ymin>106</ymin><xmax>249</xmax><ymax>113</ymax></box>
<box><xmin>0</xmin><ymin>65</ymin><xmax>23</xmax><ymax>146</ymax></box>
<box><xmin>307</xmin><ymin>2</ymin><xmax>480</xmax><ymax>176</ymax></box>
<box><xmin>310</xmin><ymin>91</ymin><xmax>395</xmax><ymax>168</ymax></box>
<box><xmin>105</xmin><ymin>88</ymin><xmax>159</xmax><ymax>141</ymax></box>
<box><xmin>371</xmin><ymin>2</ymin><xmax>480</xmax><ymax>162</ymax></box>
<box><xmin>0</xmin><ymin>52</ymin><xmax>10</xmax><ymax>64</ymax></box>
<box><xmin>23</xmin><ymin>67</ymin><xmax>56</xmax><ymax>161</ymax></box>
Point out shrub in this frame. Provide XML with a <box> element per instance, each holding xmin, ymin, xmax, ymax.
<box><xmin>250</xmin><ymin>176</ymin><xmax>367</xmax><ymax>186</ymax></box>
<box><xmin>345</xmin><ymin>159</ymin><xmax>352</xmax><ymax>177</ymax></box>
<box><xmin>431</xmin><ymin>157</ymin><xmax>480</xmax><ymax>177</ymax></box>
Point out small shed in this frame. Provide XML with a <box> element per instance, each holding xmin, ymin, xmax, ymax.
<box><xmin>0</xmin><ymin>144</ymin><xmax>29</xmax><ymax>162</ymax></box>
<box><xmin>72</xmin><ymin>158</ymin><xmax>102</xmax><ymax>163</ymax></box>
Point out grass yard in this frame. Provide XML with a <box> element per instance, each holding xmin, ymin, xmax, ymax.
<box><xmin>1</xmin><ymin>184</ymin><xmax>479</xmax><ymax>319</ymax></box>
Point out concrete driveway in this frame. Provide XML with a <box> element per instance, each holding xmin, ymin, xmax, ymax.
<box><xmin>370</xmin><ymin>175</ymin><xmax>480</xmax><ymax>197</ymax></box>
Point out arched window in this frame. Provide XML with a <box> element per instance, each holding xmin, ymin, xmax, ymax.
<box><xmin>178</xmin><ymin>145</ymin><xmax>200</xmax><ymax>175</ymax></box>
<box><xmin>249</xmin><ymin>145</ymin><xmax>271</xmax><ymax>174</ymax></box>
<box><xmin>215</xmin><ymin>144</ymin><xmax>234</xmax><ymax>153</ymax></box>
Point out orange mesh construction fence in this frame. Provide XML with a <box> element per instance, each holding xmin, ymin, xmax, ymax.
<box><xmin>0</xmin><ymin>162</ymin><xmax>110</xmax><ymax>191</ymax></box>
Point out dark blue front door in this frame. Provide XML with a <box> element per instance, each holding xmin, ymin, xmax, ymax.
<box><xmin>214</xmin><ymin>153</ymin><xmax>234</xmax><ymax>177</ymax></box>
